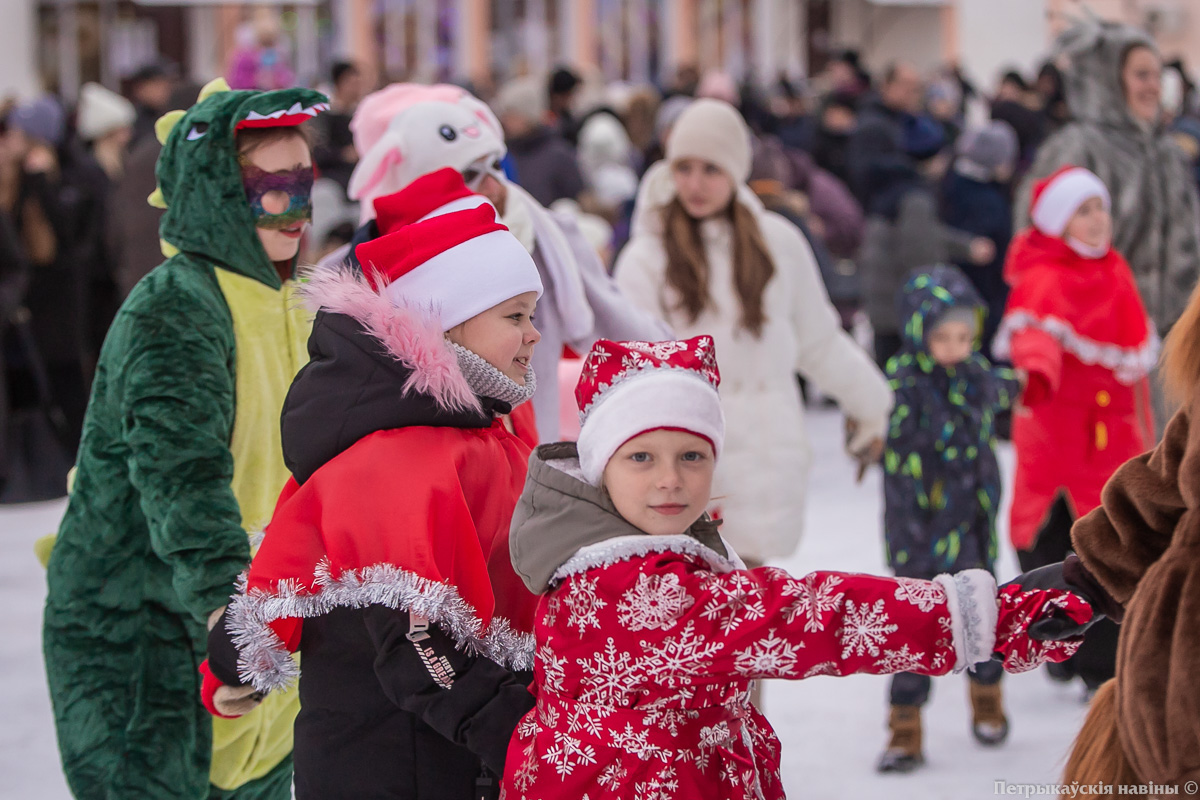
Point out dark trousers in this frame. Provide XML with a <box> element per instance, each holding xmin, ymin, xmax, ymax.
<box><xmin>890</xmin><ymin>659</ymin><xmax>1003</xmax><ymax>707</ymax></box>
<box><xmin>1016</xmin><ymin>493</ymin><xmax>1118</xmax><ymax>690</ymax></box>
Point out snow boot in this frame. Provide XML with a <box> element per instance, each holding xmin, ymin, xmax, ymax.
<box><xmin>969</xmin><ymin>681</ymin><xmax>1009</xmax><ymax>746</ymax></box>
<box><xmin>877</xmin><ymin>705</ymin><xmax>924</xmax><ymax>773</ymax></box>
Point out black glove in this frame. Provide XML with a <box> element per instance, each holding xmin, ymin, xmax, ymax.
<box><xmin>1000</xmin><ymin>555</ymin><xmax>1122</xmax><ymax>641</ymax></box>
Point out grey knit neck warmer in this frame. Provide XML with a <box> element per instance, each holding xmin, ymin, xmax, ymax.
<box><xmin>451</xmin><ymin>342</ymin><xmax>536</xmax><ymax>409</ymax></box>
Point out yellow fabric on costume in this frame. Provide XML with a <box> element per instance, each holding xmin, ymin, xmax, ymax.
<box><xmin>209</xmin><ymin>267</ymin><xmax>312</xmax><ymax>791</ymax></box>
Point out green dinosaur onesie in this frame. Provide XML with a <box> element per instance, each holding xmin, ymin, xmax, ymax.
<box><xmin>42</xmin><ymin>79</ymin><xmax>328</xmax><ymax>800</ymax></box>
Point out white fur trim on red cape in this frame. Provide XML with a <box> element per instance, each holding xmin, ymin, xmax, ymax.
<box><xmin>298</xmin><ymin>265</ymin><xmax>481</xmax><ymax>413</ymax></box>
<box><xmin>552</xmin><ymin>533</ymin><xmax>743</xmax><ymax>586</ymax></box>
<box><xmin>227</xmin><ymin>561</ymin><xmax>534</xmax><ymax>692</ymax></box>
<box><xmin>992</xmin><ymin>311</ymin><xmax>1160</xmax><ymax>385</ymax></box>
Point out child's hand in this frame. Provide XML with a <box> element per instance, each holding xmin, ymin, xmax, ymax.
<box><xmin>844</xmin><ymin>418</ymin><xmax>885</xmax><ymax>483</ymax></box>
<box><xmin>199</xmin><ymin>661</ymin><xmax>265</xmax><ymax>718</ymax></box>
<box><xmin>991</xmin><ymin>584</ymin><xmax>1092</xmax><ymax>672</ymax></box>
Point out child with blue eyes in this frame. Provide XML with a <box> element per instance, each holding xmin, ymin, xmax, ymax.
<box><xmin>502</xmin><ymin>336</ymin><xmax>1101</xmax><ymax>800</ymax></box>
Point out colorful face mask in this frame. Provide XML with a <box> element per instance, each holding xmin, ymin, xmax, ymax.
<box><xmin>239</xmin><ymin>158</ymin><xmax>314</xmax><ymax>230</ymax></box>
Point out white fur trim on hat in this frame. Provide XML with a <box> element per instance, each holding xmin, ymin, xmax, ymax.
<box><xmin>577</xmin><ymin>370</ymin><xmax>725</xmax><ymax>486</ymax></box>
<box><xmin>379</xmin><ymin>230</ymin><xmax>543</xmax><ymax>330</ymax></box>
<box><xmin>1031</xmin><ymin>168</ymin><xmax>1110</xmax><ymax>238</ymax></box>
<box><xmin>665</xmin><ymin>98</ymin><xmax>752</xmax><ymax>184</ymax></box>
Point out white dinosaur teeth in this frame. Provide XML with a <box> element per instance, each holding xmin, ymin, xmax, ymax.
<box><xmin>286</xmin><ymin>102</ymin><xmax>304</xmax><ymax>116</ymax></box>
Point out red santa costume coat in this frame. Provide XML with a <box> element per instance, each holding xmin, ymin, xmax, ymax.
<box><xmin>502</xmin><ymin>447</ymin><xmax>1088</xmax><ymax>800</ymax></box>
<box><xmin>226</xmin><ymin>266</ymin><xmax>538</xmax><ymax>693</ymax></box>
<box><xmin>993</xmin><ymin>229</ymin><xmax>1158</xmax><ymax>551</ymax></box>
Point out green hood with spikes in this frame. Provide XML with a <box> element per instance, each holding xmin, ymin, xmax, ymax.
<box><xmin>153</xmin><ymin>80</ymin><xmax>329</xmax><ymax>288</ymax></box>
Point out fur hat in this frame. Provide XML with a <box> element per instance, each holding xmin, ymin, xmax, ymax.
<box><xmin>575</xmin><ymin>337</ymin><xmax>725</xmax><ymax>486</ymax></box>
<box><xmin>665</xmin><ymin>98</ymin><xmax>752</xmax><ymax>184</ymax></box>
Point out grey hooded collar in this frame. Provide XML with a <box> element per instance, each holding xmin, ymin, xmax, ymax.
<box><xmin>1055</xmin><ymin>16</ymin><xmax>1158</xmax><ymax>134</ymax></box>
<box><xmin>509</xmin><ymin>441</ymin><xmax>729</xmax><ymax>595</ymax></box>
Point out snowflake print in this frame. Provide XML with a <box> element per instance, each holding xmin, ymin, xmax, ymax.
<box><xmin>873</xmin><ymin>644</ymin><xmax>927</xmax><ymax>673</ymax></box>
<box><xmin>576</xmin><ymin>637</ymin><xmax>638</xmax><ymax>704</ymax></box>
<box><xmin>516</xmin><ymin>714</ymin><xmax>539</xmax><ymax>739</ymax></box>
<box><xmin>838</xmin><ymin>598</ymin><xmax>899</xmax><ymax>659</ymax></box>
<box><xmin>537</xmin><ymin>703</ymin><xmax>560</xmax><ymax>729</ymax></box>
<box><xmin>510</xmin><ymin>745</ymin><xmax>539</xmax><ymax>792</ymax></box>
<box><xmin>565</xmin><ymin>573</ymin><xmax>608</xmax><ymax>635</ymax></box>
<box><xmin>634</xmin><ymin>766</ymin><xmax>680</xmax><ymax>800</ymax></box>
<box><xmin>537</xmin><ymin>643</ymin><xmax>568</xmax><ymax>693</ymax></box>
<box><xmin>598</xmin><ymin>762</ymin><xmax>629</xmax><ymax>790</ymax></box>
<box><xmin>566</xmin><ymin>702</ymin><xmax>614</xmax><ymax>738</ymax></box>
<box><xmin>620</xmin><ymin>352</ymin><xmax>653</xmax><ymax>374</ymax></box>
<box><xmin>701</xmin><ymin>573</ymin><xmax>767</xmax><ymax>634</ymax></box>
<box><xmin>734</xmin><ymin>629</ymin><xmax>804</xmax><ymax>675</ymax></box>
<box><xmin>612</xmin><ymin>723</ymin><xmax>665</xmax><ymax>762</ymax></box>
<box><xmin>617</xmin><ymin>572</ymin><xmax>695</xmax><ymax>631</ymax></box>
<box><xmin>893</xmin><ymin>578</ymin><xmax>947</xmax><ymax>612</ymax></box>
<box><xmin>626</xmin><ymin>340</ymin><xmax>689</xmax><ymax>360</ymax></box>
<box><xmin>802</xmin><ymin>660</ymin><xmax>840</xmax><ymax>678</ymax></box>
<box><xmin>643</xmin><ymin>699</ymin><xmax>699</xmax><ymax>736</ymax></box>
<box><xmin>782</xmin><ymin>574</ymin><xmax>845</xmax><ymax>632</ymax></box>
<box><xmin>541</xmin><ymin>731</ymin><xmax>597</xmax><ymax>777</ymax></box>
<box><xmin>638</xmin><ymin>621</ymin><xmax>725</xmax><ymax>686</ymax></box>
<box><xmin>543</xmin><ymin>594</ymin><xmax>561</xmax><ymax>627</ymax></box>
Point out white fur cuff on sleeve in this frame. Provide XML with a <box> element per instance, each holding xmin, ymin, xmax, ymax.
<box><xmin>933</xmin><ymin>569</ymin><xmax>999</xmax><ymax>672</ymax></box>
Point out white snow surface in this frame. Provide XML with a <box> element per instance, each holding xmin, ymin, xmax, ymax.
<box><xmin>1</xmin><ymin>407</ymin><xmax>1090</xmax><ymax>799</ymax></box>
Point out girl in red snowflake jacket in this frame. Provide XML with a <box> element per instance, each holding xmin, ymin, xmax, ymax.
<box><xmin>503</xmin><ymin>336</ymin><xmax>1108</xmax><ymax>800</ymax></box>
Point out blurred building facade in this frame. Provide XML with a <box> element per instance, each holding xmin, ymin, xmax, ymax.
<box><xmin>1</xmin><ymin>0</ymin><xmax>1198</xmax><ymax>104</ymax></box>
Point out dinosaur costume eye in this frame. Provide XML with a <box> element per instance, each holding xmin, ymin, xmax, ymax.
<box><xmin>186</xmin><ymin>123</ymin><xmax>210</xmax><ymax>141</ymax></box>
<box><xmin>439</xmin><ymin>125</ymin><xmax>457</xmax><ymax>141</ymax></box>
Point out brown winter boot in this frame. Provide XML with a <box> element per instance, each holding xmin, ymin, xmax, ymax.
<box><xmin>969</xmin><ymin>681</ymin><xmax>1010</xmax><ymax>746</ymax></box>
<box><xmin>876</xmin><ymin>705</ymin><xmax>924</xmax><ymax>773</ymax></box>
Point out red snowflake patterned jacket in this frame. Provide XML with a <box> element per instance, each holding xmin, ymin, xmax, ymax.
<box><xmin>503</xmin><ymin>535</ymin><xmax>1084</xmax><ymax>800</ymax></box>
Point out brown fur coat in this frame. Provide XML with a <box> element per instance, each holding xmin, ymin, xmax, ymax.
<box><xmin>1072</xmin><ymin>398</ymin><xmax>1200</xmax><ymax>788</ymax></box>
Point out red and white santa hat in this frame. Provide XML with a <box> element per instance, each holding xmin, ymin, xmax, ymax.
<box><xmin>357</xmin><ymin>203</ymin><xmax>542</xmax><ymax>330</ymax></box>
<box><xmin>575</xmin><ymin>336</ymin><xmax>725</xmax><ymax>486</ymax></box>
<box><xmin>372</xmin><ymin>167</ymin><xmax>495</xmax><ymax>235</ymax></box>
<box><xmin>1029</xmin><ymin>165</ymin><xmax>1111</xmax><ymax>238</ymax></box>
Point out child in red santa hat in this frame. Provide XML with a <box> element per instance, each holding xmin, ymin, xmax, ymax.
<box><xmin>503</xmin><ymin>336</ymin><xmax>1103</xmax><ymax>800</ymax></box>
<box><xmin>993</xmin><ymin>165</ymin><xmax>1158</xmax><ymax>694</ymax></box>
<box><xmin>200</xmin><ymin>175</ymin><xmax>546</xmax><ymax>799</ymax></box>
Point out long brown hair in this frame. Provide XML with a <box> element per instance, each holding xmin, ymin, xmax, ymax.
<box><xmin>1161</xmin><ymin>279</ymin><xmax>1200</xmax><ymax>403</ymax></box>
<box><xmin>661</xmin><ymin>196</ymin><xmax>776</xmax><ymax>337</ymax></box>
<box><xmin>1061</xmin><ymin>679</ymin><xmax>1140</xmax><ymax>789</ymax></box>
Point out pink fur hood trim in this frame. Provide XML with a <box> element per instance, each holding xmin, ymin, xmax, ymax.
<box><xmin>298</xmin><ymin>265</ymin><xmax>480</xmax><ymax>413</ymax></box>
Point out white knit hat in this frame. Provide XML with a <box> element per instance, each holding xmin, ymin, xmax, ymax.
<box><xmin>665</xmin><ymin>98</ymin><xmax>752</xmax><ymax>183</ymax></box>
<box><xmin>575</xmin><ymin>337</ymin><xmax>725</xmax><ymax>486</ymax></box>
<box><xmin>76</xmin><ymin>83</ymin><xmax>136</xmax><ymax>142</ymax></box>
<box><xmin>1030</xmin><ymin>166</ymin><xmax>1111</xmax><ymax>238</ymax></box>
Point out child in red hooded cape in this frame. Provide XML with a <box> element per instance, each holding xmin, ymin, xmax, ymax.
<box><xmin>993</xmin><ymin>165</ymin><xmax>1158</xmax><ymax>691</ymax></box>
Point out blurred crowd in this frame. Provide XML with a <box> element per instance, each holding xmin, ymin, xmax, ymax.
<box><xmin>4</xmin><ymin>16</ymin><xmax>1200</xmax><ymax>505</ymax></box>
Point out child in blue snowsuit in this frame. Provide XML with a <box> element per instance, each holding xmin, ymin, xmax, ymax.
<box><xmin>878</xmin><ymin>264</ymin><xmax>1023</xmax><ymax>772</ymax></box>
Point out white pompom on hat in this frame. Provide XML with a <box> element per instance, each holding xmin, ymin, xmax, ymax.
<box><xmin>575</xmin><ymin>337</ymin><xmax>725</xmax><ymax>486</ymax></box>
<box><xmin>1029</xmin><ymin>165</ymin><xmax>1111</xmax><ymax>238</ymax></box>
<box><xmin>665</xmin><ymin>98</ymin><xmax>752</xmax><ymax>184</ymax></box>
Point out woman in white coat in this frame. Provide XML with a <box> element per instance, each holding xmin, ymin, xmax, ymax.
<box><xmin>615</xmin><ymin>98</ymin><xmax>893</xmax><ymax>566</ymax></box>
